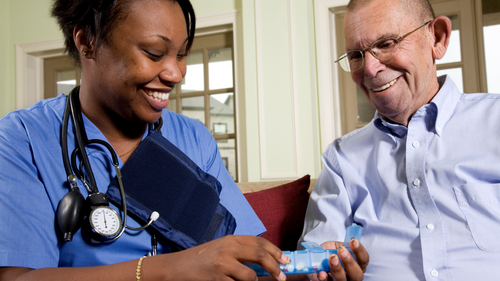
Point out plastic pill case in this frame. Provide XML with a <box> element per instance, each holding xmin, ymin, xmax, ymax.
<box><xmin>246</xmin><ymin>224</ymin><xmax>363</xmax><ymax>276</ymax></box>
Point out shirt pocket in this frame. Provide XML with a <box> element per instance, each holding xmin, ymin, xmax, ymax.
<box><xmin>453</xmin><ymin>183</ymin><xmax>500</xmax><ymax>252</ymax></box>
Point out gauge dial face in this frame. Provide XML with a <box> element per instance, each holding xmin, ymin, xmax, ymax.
<box><xmin>89</xmin><ymin>206</ymin><xmax>121</xmax><ymax>237</ymax></box>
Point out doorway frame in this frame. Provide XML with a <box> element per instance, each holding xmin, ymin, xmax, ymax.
<box><xmin>15</xmin><ymin>38</ymin><xmax>65</xmax><ymax>109</ymax></box>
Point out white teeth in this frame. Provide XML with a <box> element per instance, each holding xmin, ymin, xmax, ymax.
<box><xmin>146</xmin><ymin>90</ymin><xmax>169</xmax><ymax>102</ymax></box>
<box><xmin>373</xmin><ymin>78</ymin><xmax>397</xmax><ymax>92</ymax></box>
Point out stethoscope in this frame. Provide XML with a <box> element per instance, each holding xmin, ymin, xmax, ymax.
<box><xmin>57</xmin><ymin>87</ymin><xmax>160</xmax><ymax>246</ymax></box>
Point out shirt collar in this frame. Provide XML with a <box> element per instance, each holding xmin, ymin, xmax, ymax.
<box><xmin>429</xmin><ymin>75</ymin><xmax>462</xmax><ymax>137</ymax></box>
<box><xmin>374</xmin><ymin>115</ymin><xmax>408</xmax><ymax>138</ymax></box>
<box><xmin>374</xmin><ymin>75</ymin><xmax>461</xmax><ymax>138</ymax></box>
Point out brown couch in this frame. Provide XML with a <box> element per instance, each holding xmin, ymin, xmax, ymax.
<box><xmin>237</xmin><ymin>175</ymin><xmax>316</xmax><ymax>250</ymax></box>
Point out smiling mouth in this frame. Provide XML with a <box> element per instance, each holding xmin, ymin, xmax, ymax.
<box><xmin>146</xmin><ymin>90</ymin><xmax>169</xmax><ymax>102</ymax></box>
<box><xmin>372</xmin><ymin>78</ymin><xmax>398</xmax><ymax>92</ymax></box>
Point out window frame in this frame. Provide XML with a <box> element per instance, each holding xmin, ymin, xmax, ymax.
<box><xmin>168</xmin><ymin>30</ymin><xmax>239</xmax><ymax>181</ymax></box>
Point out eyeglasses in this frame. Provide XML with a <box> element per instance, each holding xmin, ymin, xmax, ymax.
<box><xmin>335</xmin><ymin>21</ymin><xmax>431</xmax><ymax>72</ymax></box>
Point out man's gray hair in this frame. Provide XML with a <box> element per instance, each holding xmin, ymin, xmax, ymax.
<box><xmin>346</xmin><ymin>0</ymin><xmax>435</xmax><ymax>24</ymax></box>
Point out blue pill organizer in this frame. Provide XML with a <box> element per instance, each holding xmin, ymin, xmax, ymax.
<box><xmin>246</xmin><ymin>224</ymin><xmax>363</xmax><ymax>276</ymax></box>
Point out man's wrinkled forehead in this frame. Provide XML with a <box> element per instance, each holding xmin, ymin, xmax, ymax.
<box><xmin>343</xmin><ymin>1</ymin><xmax>410</xmax><ymax>49</ymax></box>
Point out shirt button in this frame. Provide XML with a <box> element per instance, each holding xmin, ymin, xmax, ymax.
<box><xmin>413</xmin><ymin>179</ymin><xmax>420</xmax><ymax>186</ymax></box>
<box><xmin>412</xmin><ymin>141</ymin><xmax>419</xmax><ymax>148</ymax></box>
<box><xmin>431</xmin><ymin>269</ymin><xmax>439</xmax><ymax>277</ymax></box>
<box><xmin>426</xmin><ymin>224</ymin><xmax>435</xmax><ymax>230</ymax></box>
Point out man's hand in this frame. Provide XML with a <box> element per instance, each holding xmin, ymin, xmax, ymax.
<box><xmin>310</xmin><ymin>238</ymin><xmax>369</xmax><ymax>281</ymax></box>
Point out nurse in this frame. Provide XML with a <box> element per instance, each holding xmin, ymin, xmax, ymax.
<box><xmin>0</xmin><ymin>0</ymin><xmax>289</xmax><ymax>280</ymax></box>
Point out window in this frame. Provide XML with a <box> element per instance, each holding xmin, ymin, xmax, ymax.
<box><xmin>436</xmin><ymin>14</ymin><xmax>464</xmax><ymax>92</ymax></box>
<box><xmin>213</xmin><ymin>123</ymin><xmax>227</xmax><ymax>135</ymax></box>
<box><xmin>333</xmin><ymin>8</ymin><xmax>376</xmax><ymax>135</ymax></box>
<box><xmin>167</xmin><ymin>31</ymin><xmax>238</xmax><ymax>181</ymax></box>
<box><xmin>482</xmin><ymin>0</ymin><xmax>500</xmax><ymax>93</ymax></box>
<box><xmin>221</xmin><ymin>157</ymin><xmax>229</xmax><ymax>170</ymax></box>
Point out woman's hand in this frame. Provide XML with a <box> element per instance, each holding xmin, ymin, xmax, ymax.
<box><xmin>309</xmin><ymin>239</ymin><xmax>369</xmax><ymax>281</ymax></box>
<box><xmin>0</xmin><ymin>236</ymin><xmax>288</xmax><ymax>281</ymax></box>
<box><xmin>152</xmin><ymin>235</ymin><xmax>289</xmax><ymax>281</ymax></box>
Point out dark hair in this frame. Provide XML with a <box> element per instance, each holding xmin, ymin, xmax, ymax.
<box><xmin>347</xmin><ymin>0</ymin><xmax>435</xmax><ymax>24</ymax></box>
<box><xmin>51</xmin><ymin>0</ymin><xmax>196</xmax><ymax>66</ymax></box>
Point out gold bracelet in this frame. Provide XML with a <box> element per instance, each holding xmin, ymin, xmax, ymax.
<box><xmin>136</xmin><ymin>256</ymin><xmax>147</xmax><ymax>281</ymax></box>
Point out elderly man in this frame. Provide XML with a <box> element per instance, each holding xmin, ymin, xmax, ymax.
<box><xmin>300</xmin><ymin>0</ymin><xmax>500</xmax><ymax>280</ymax></box>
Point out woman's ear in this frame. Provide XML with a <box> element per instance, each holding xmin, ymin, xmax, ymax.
<box><xmin>430</xmin><ymin>16</ymin><xmax>452</xmax><ymax>60</ymax></box>
<box><xmin>73</xmin><ymin>26</ymin><xmax>94</xmax><ymax>59</ymax></box>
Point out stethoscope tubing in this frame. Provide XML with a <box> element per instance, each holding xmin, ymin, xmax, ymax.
<box><xmin>61</xmin><ymin>87</ymin><xmax>161</xmax><ymax>242</ymax></box>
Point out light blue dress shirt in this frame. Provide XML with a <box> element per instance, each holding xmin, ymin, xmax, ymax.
<box><xmin>0</xmin><ymin>94</ymin><xmax>264</xmax><ymax>269</ymax></box>
<box><xmin>300</xmin><ymin>76</ymin><xmax>500</xmax><ymax>280</ymax></box>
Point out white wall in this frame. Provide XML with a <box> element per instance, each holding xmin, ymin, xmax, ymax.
<box><xmin>244</xmin><ymin>0</ymin><xmax>321</xmax><ymax>181</ymax></box>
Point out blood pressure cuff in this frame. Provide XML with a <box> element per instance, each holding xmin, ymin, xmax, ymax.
<box><xmin>106</xmin><ymin>130</ymin><xmax>236</xmax><ymax>250</ymax></box>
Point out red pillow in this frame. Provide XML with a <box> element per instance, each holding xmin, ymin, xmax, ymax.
<box><xmin>244</xmin><ymin>175</ymin><xmax>310</xmax><ymax>250</ymax></box>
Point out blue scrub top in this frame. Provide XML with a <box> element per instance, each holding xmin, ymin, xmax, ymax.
<box><xmin>0</xmin><ymin>94</ymin><xmax>265</xmax><ymax>268</ymax></box>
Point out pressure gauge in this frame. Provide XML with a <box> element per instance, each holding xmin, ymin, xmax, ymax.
<box><xmin>89</xmin><ymin>206</ymin><xmax>122</xmax><ymax>237</ymax></box>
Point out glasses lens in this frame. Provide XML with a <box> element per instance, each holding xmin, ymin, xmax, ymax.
<box><xmin>346</xmin><ymin>50</ymin><xmax>364</xmax><ymax>72</ymax></box>
<box><xmin>338</xmin><ymin>55</ymin><xmax>352</xmax><ymax>72</ymax></box>
<box><xmin>371</xmin><ymin>38</ymin><xmax>399</xmax><ymax>63</ymax></box>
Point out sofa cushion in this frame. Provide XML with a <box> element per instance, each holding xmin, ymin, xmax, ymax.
<box><xmin>243</xmin><ymin>175</ymin><xmax>311</xmax><ymax>250</ymax></box>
